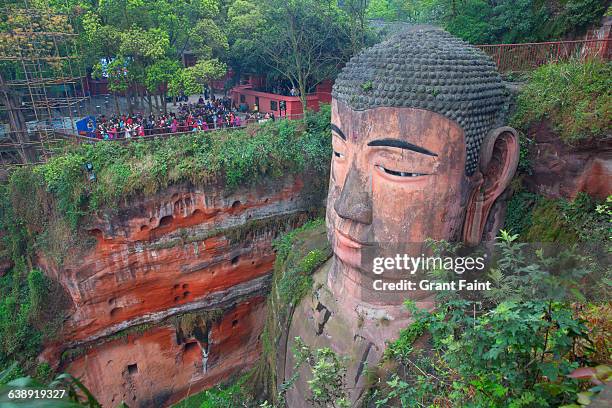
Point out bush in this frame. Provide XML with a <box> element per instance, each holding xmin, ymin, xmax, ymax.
<box><xmin>1</xmin><ymin>107</ymin><xmax>331</xmax><ymax>245</ymax></box>
<box><xmin>505</xmin><ymin>192</ymin><xmax>610</xmax><ymax>246</ymax></box>
<box><xmin>372</xmin><ymin>231</ymin><xmax>610</xmax><ymax>407</ymax></box>
<box><xmin>367</xmin><ymin>1</ymin><xmax>608</xmax><ymax>44</ymax></box>
<box><xmin>512</xmin><ymin>60</ymin><xmax>611</xmax><ymax>144</ymax></box>
<box><xmin>171</xmin><ymin>376</ymin><xmax>254</xmax><ymax>408</ymax></box>
<box><xmin>0</xmin><ymin>107</ymin><xmax>331</xmax><ymax>272</ymax></box>
<box><xmin>0</xmin><ymin>262</ymin><xmax>48</xmax><ymax>375</ymax></box>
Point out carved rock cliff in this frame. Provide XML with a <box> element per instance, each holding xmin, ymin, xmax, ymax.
<box><xmin>39</xmin><ymin>175</ymin><xmax>320</xmax><ymax>407</ymax></box>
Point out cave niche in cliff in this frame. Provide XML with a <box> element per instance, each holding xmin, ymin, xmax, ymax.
<box><xmin>110</xmin><ymin>307</ymin><xmax>123</xmax><ymax>318</ymax></box>
<box><xmin>172</xmin><ymin>309</ymin><xmax>222</xmax><ymax>345</ymax></box>
<box><xmin>158</xmin><ymin>215</ymin><xmax>174</xmax><ymax>227</ymax></box>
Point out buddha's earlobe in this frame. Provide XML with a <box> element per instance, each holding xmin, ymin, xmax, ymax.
<box><xmin>463</xmin><ymin>127</ymin><xmax>519</xmax><ymax>246</ymax></box>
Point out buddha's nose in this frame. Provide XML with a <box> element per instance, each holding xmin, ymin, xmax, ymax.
<box><xmin>334</xmin><ymin>164</ymin><xmax>372</xmax><ymax>225</ymax></box>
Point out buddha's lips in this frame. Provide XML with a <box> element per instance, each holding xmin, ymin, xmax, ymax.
<box><xmin>333</xmin><ymin>229</ymin><xmax>369</xmax><ymax>269</ymax></box>
<box><xmin>335</xmin><ymin>229</ymin><xmax>368</xmax><ymax>248</ymax></box>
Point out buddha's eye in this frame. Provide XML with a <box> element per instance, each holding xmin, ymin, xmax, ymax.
<box><xmin>333</xmin><ymin>150</ymin><xmax>344</xmax><ymax>158</ymax></box>
<box><xmin>376</xmin><ymin>165</ymin><xmax>426</xmax><ymax>177</ymax></box>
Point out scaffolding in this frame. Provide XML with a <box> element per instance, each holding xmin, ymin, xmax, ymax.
<box><xmin>0</xmin><ymin>0</ymin><xmax>90</xmax><ymax>168</ymax></box>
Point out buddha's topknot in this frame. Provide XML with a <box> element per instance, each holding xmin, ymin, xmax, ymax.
<box><xmin>332</xmin><ymin>26</ymin><xmax>507</xmax><ymax>175</ymax></box>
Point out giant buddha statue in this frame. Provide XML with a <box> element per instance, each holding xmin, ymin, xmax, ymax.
<box><xmin>279</xmin><ymin>26</ymin><xmax>519</xmax><ymax>407</ymax></box>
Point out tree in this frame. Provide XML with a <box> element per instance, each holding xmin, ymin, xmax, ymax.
<box><xmin>77</xmin><ymin>0</ymin><xmax>227</xmax><ymax>114</ymax></box>
<box><xmin>145</xmin><ymin>59</ymin><xmax>181</xmax><ymax>112</ymax></box>
<box><xmin>168</xmin><ymin>68</ymin><xmax>200</xmax><ymax>101</ymax></box>
<box><xmin>340</xmin><ymin>0</ymin><xmax>372</xmax><ymax>55</ymax></box>
<box><xmin>258</xmin><ymin>0</ymin><xmax>351</xmax><ymax>116</ymax></box>
<box><xmin>226</xmin><ymin>0</ymin><xmax>267</xmax><ymax>77</ymax></box>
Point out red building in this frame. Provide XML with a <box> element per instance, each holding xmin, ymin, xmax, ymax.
<box><xmin>229</xmin><ymin>79</ymin><xmax>333</xmax><ymax>118</ymax></box>
<box><xmin>230</xmin><ymin>84</ymin><xmax>321</xmax><ymax>118</ymax></box>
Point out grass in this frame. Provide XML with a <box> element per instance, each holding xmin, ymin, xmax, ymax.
<box><xmin>505</xmin><ymin>191</ymin><xmax>610</xmax><ymax>245</ymax></box>
<box><xmin>512</xmin><ymin>60</ymin><xmax>611</xmax><ymax>144</ymax></box>
<box><xmin>172</xmin><ymin>375</ymin><xmax>254</xmax><ymax>408</ymax></box>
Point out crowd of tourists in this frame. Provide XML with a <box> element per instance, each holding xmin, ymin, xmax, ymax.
<box><xmin>245</xmin><ymin>111</ymin><xmax>276</xmax><ymax>123</ymax></box>
<box><xmin>92</xmin><ymin>96</ymin><xmax>242</xmax><ymax>139</ymax></box>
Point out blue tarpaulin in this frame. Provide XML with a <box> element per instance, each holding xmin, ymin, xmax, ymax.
<box><xmin>76</xmin><ymin>115</ymin><xmax>96</xmax><ymax>137</ymax></box>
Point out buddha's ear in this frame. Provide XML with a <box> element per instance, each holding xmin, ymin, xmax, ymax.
<box><xmin>463</xmin><ymin>127</ymin><xmax>519</xmax><ymax>246</ymax></box>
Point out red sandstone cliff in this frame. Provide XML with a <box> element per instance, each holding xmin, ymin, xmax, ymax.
<box><xmin>523</xmin><ymin>120</ymin><xmax>611</xmax><ymax>200</ymax></box>
<box><xmin>37</xmin><ymin>175</ymin><xmax>320</xmax><ymax>407</ymax></box>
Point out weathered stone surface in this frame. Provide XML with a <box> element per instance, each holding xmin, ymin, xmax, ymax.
<box><xmin>40</xmin><ymin>176</ymin><xmax>312</xmax><ymax>344</ymax></box>
<box><xmin>67</xmin><ymin>297</ymin><xmax>267</xmax><ymax>408</ymax></box>
<box><xmin>36</xmin><ymin>175</ymin><xmax>320</xmax><ymax>407</ymax></box>
<box><xmin>282</xmin><ymin>260</ymin><xmax>407</xmax><ymax>407</ymax></box>
<box><xmin>524</xmin><ymin>120</ymin><xmax>612</xmax><ymax>200</ymax></box>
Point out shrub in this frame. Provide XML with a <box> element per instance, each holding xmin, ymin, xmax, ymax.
<box><xmin>505</xmin><ymin>192</ymin><xmax>610</xmax><ymax>246</ymax></box>
<box><xmin>512</xmin><ymin>60</ymin><xmax>611</xmax><ymax>144</ymax></box>
<box><xmin>170</xmin><ymin>375</ymin><xmax>254</xmax><ymax>408</ymax></box>
<box><xmin>372</xmin><ymin>231</ymin><xmax>609</xmax><ymax>407</ymax></box>
<box><xmin>0</xmin><ymin>261</ymin><xmax>47</xmax><ymax>374</ymax></box>
<box><xmin>1</xmin><ymin>106</ymin><xmax>331</xmax><ymax>244</ymax></box>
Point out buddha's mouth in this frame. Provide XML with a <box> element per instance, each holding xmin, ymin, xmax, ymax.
<box><xmin>335</xmin><ymin>229</ymin><xmax>367</xmax><ymax>248</ymax></box>
<box><xmin>333</xmin><ymin>228</ymin><xmax>369</xmax><ymax>269</ymax></box>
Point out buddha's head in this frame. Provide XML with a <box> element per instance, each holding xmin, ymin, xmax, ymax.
<box><xmin>327</xmin><ymin>27</ymin><xmax>519</xmax><ymax>298</ymax></box>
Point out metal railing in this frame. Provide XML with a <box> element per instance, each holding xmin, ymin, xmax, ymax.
<box><xmin>476</xmin><ymin>38</ymin><xmax>610</xmax><ymax>72</ymax></box>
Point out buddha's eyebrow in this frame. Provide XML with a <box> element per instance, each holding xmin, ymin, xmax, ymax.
<box><xmin>367</xmin><ymin>139</ymin><xmax>438</xmax><ymax>157</ymax></box>
<box><xmin>330</xmin><ymin>124</ymin><xmax>346</xmax><ymax>140</ymax></box>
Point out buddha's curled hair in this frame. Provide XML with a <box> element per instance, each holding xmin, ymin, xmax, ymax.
<box><xmin>332</xmin><ymin>26</ymin><xmax>507</xmax><ymax>175</ymax></box>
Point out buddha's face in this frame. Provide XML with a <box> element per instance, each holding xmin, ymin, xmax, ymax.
<box><xmin>327</xmin><ymin>99</ymin><xmax>476</xmax><ymax>273</ymax></box>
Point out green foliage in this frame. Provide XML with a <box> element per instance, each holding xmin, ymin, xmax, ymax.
<box><xmin>383</xmin><ymin>309</ymin><xmax>427</xmax><ymax>363</ymax></box>
<box><xmin>171</xmin><ymin>376</ymin><xmax>254</xmax><ymax>408</ymax></box>
<box><xmin>0</xmin><ymin>112</ymin><xmax>331</xmax><ymax>380</ymax></box>
<box><xmin>505</xmin><ymin>190</ymin><xmax>539</xmax><ymax>236</ymax></box>
<box><xmin>291</xmin><ymin>338</ymin><xmax>349</xmax><ymax>408</ymax></box>
<box><xmin>360</xmin><ymin>80</ymin><xmax>373</xmax><ymax>92</ymax></box>
<box><xmin>0</xmin><ymin>262</ymin><xmax>49</xmax><ymax>375</ymax></box>
<box><xmin>366</xmin><ymin>0</ymin><xmax>608</xmax><ymax>44</ymax></box>
<box><xmin>0</xmin><ymin>109</ymin><xmax>330</xmax><ymax>261</ymax></box>
<box><xmin>34</xmin><ymin>362</ymin><xmax>53</xmax><ymax>384</ymax></box>
<box><xmin>512</xmin><ymin>60</ymin><xmax>612</xmax><ymax>144</ymax></box>
<box><xmin>371</xmin><ymin>225</ymin><xmax>611</xmax><ymax>407</ymax></box>
<box><xmin>548</xmin><ymin>0</ymin><xmax>609</xmax><ymax>38</ymax></box>
<box><xmin>75</xmin><ymin>0</ymin><xmax>229</xmax><ymax>112</ymax></box>
<box><xmin>273</xmin><ymin>219</ymin><xmax>330</xmax><ymax>307</ymax></box>
<box><xmin>366</xmin><ymin>0</ymin><xmax>433</xmax><ymax>22</ymax></box>
<box><xmin>186</xmin><ymin>59</ymin><xmax>227</xmax><ymax>87</ymax></box>
<box><xmin>242</xmin><ymin>0</ymin><xmax>355</xmax><ymax>105</ymax></box>
<box><xmin>505</xmin><ymin>191</ymin><xmax>611</xmax><ymax>247</ymax></box>
<box><xmin>260</xmin><ymin>219</ymin><xmax>331</xmax><ymax>405</ymax></box>
<box><xmin>145</xmin><ymin>59</ymin><xmax>181</xmax><ymax>94</ymax></box>
<box><xmin>444</xmin><ymin>0</ymin><xmax>550</xmax><ymax>44</ymax></box>
<box><xmin>0</xmin><ymin>368</ymin><xmax>102</xmax><ymax>407</ymax></box>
